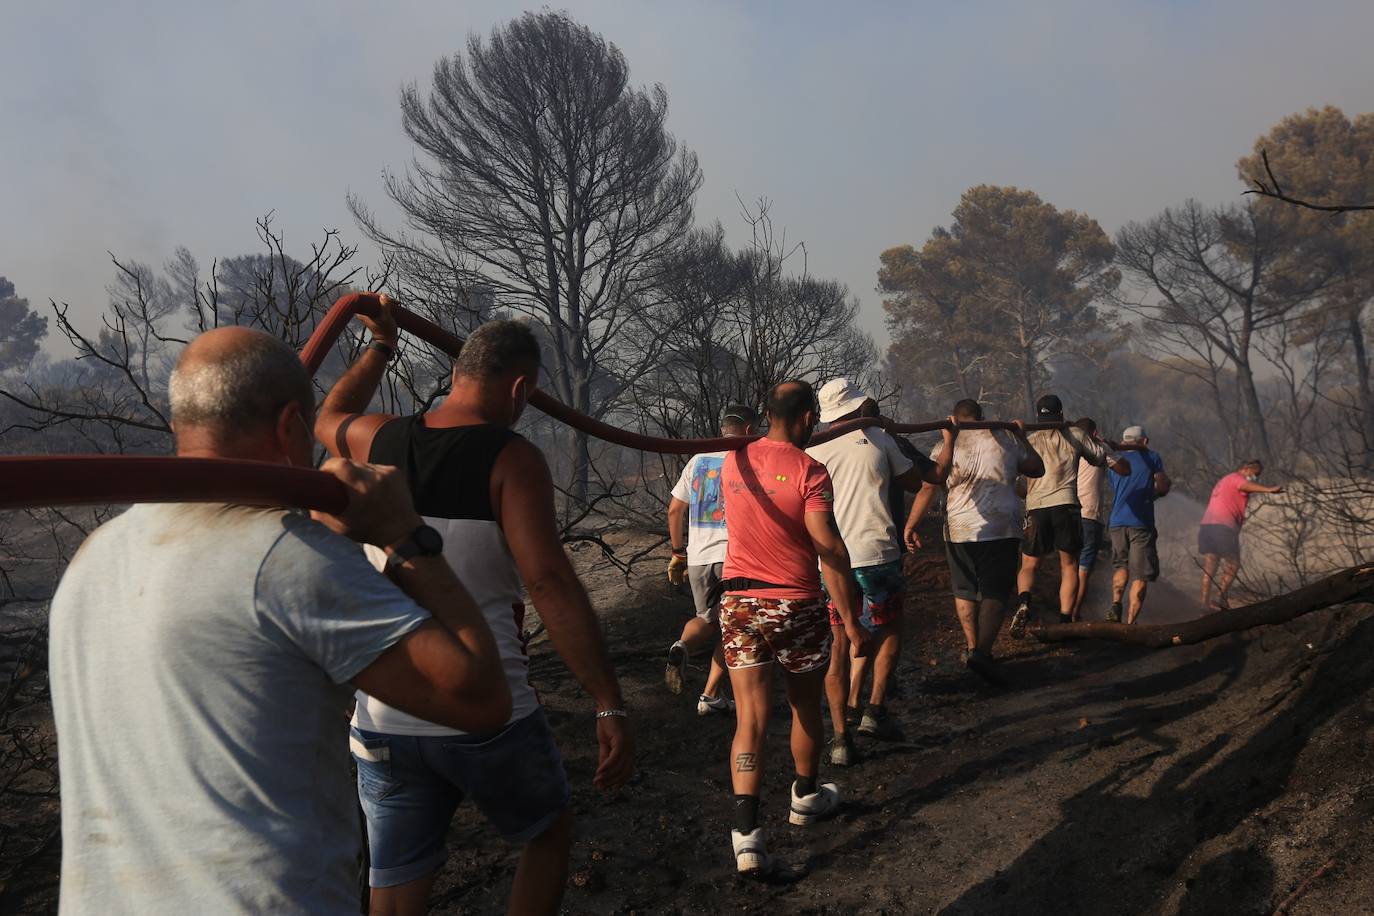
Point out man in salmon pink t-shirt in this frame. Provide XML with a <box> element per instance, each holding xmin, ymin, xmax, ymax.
<box><xmin>1198</xmin><ymin>458</ymin><xmax>1283</xmax><ymax>610</ymax></box>
<box><xmin>717</xmin><ymin>379</ymin><xmax>868</xmax><ymax>878</ymax></box>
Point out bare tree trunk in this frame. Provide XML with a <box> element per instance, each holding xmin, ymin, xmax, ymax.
<box><xmin>1034</xmin><ymin>563</ymin><xmax>1374</xmax><ymax>648</ymax></box>
<box><xmin>1349</xmin><ymin>310</ymin><xmax>1374</xmax><ymax>467</ymax></box>
<box><xmin>1235</xmin><ymin>358</ymin><xmax>1272</xmax><ymax>462</ymax></box>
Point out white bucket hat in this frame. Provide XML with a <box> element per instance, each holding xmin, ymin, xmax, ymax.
<box><xmin>818</xmin><ymin>378</ymin><xmax>869</xmax><ymax>423</ymax></box>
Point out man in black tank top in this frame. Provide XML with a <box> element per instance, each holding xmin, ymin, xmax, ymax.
<box><xmin>316</xmin><ymin>297</ymin><xmax>634</xmax><ymax>916</ymax></box>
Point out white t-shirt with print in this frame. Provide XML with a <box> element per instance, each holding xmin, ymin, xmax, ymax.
<box><xmin>806</xmin><ymin>427</ymin><xmax>914</xmax><ymax>568</ymax></box>
<box><xmin>933</xmin><ymin>430</ymin><xmax>1027</xmax><ymax>543</ymax></box>
<box><xmin>670</xmin><ymin>451</ymin><xmax>730</xmax><ymax>566</ymax></box>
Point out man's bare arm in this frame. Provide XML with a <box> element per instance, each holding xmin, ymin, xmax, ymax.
<box><xmin>354</xmin><ymin>557</ymin><xmax>511</xmax><ymax>733</ymax></box>
<box><xmin>1011</xmin><ymin>422</ymin><xmax>1046</xmax><ymax>478</ymax></box>
<box><xmin>667</xmin><ymin>498</ymin><xmax>688</xmax><ymax>550</ymax></box>
<box><xmin>1153</xmin><ymin>471</ymin><xmax>1172</xmax><ymax>498</ymax></box>
<box><xmin>904</xmin><ymin>482</ymin><xmax>939</xmax><ymax>551</ymax></box>
<box><xmin>495</xmin><ymin>438</ymin><xmax>634</xmax><ymax>790</ymax></box>
<box><xmin>314</xmin><ymin>293</ymin><xmax>397</xmax><ymax>460</ymax></box>
<box><xmin>922</xmin><ymin>426</ymin><xmax>958</xmax><ymax>485</ymax></box>
<box><xmin>804</xmin><ymin>511</ymin><xmax>870</xmax><ymax>657</ymax></box>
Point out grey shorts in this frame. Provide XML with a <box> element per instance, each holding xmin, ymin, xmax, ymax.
<box><xmin>1110</xmin><ymin>526</ymin><xmax>1159</xmax><ymax>582</ymax></box>
<box><xmin>687</xmin><ymin>562</ymin><xmax>724</xmax><ymax>622</ymax></box>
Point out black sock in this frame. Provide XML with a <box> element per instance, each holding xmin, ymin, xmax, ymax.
<box><xmin>1018</xmin><ymin>591</ymin><xmax>1032</xmax><ymax>607</ymax></box>
<box><xmin>734</xmin><ymin>794</ymin><xmax>760</xmax><ymax>834</ymax></box>
<box><xmin>794</xmin><ymin>774</ymin><xmax>818</xmax><ymax>797</ymax></box>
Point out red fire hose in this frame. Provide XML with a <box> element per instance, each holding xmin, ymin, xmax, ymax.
<box><xmin>304</xmin><ymin>293</ymin><xmax>1076</xmax><ymax>451</ymax></box>
<box><xmin>0</xmin><ymin>456</ymin><xmax>348</xmax><ymax>512</ymax></box>
<box><xmin>1</xmin><ymin>291</ymin><xmax>1132</xmax><ymax>510</ymax></box>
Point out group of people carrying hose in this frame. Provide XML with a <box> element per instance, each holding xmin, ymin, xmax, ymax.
<box><xmin>40</xmin><ymin>292</ymin><xmax>1286</xmax><ymax>910</ymax></box>
<box><xmin>660</xmin><ymin>384</ymin><xmax>1283</xmax><ymax>875</ymax></box>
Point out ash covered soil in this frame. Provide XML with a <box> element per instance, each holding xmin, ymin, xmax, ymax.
<box><xmin>477</xmin><ymin>521</ymin><xmax>1374</xmax><ymax>916</ymax></box>
<box><xmin>4</xmin><ymin>519</ymin><xmax>1374</xmax><ymax>914</ymax></box>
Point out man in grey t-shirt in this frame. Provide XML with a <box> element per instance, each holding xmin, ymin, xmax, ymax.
<box><xmin>49</xmin><ymin>326</ymin><xmax>511</xmax><ymax>914</ymax></box>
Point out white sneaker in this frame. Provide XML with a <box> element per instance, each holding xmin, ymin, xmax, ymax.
<box><xmin>788</xmin><ymin>782</ymin><xmax>840</xmax><ymax>826</ymax></box>
<box><xmin>697</xmin><ymin>693</ymin><xmax>735</xmax><ymax>716</ymax></box>
<box><xmin>731</xmin><ymin>828</ymin><xmax>769</xmax><ymax>874</ymax></box>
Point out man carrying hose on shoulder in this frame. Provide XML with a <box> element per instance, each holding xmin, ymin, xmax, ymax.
<box><xmin>904</xmin><ymin>399</ymin><xmax>1044</xmax><ymax>685</ymax></box>
<box><xmin>49</xmin><ymin>326</ymin><xmax>511</xmax><ymax>914</ymax></box>
<box><xmin>1106</xmin><ymin>425</ymin><xmax>1171</xmax><ymax>625</ymax></box>
<box><xmin>1009</xmin><ymin>395</ymin><xmax>1129</xmax><ymax>632</ymax></box>
<box><xmin>716</xmin><ymin>380</ymin><xmax>870</xmax><ymax>876</ymax></box>
<box><xmin>315</xmin><ymin>297</ymin><xmax>633</xmax><ymax>916</ymax></box>
<box><xmin>806</xmin><ymin>380</ymin><xmax>952</xmax><ymax>762</ymax></box>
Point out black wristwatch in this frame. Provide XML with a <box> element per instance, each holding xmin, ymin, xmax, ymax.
<box><xmin>368</xmin><ymin>340</ymin><xmax>397</xmax><ymax>362</ymax></box>
<box><xmin>385</xmin><ymin>525</ymin><xmax>444</xmax><ymax>570</ymax></box>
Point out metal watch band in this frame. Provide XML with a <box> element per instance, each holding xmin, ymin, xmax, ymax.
<box><xmin>595</xmin><ymin>709</ymin><xmax>628</xmax><ymax>719</ymax></box>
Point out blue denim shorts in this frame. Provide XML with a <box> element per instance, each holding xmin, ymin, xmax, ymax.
<box><xmin>1079</xmin><ymin>519</ymin><xmax>1105</xmax><ymax>570</ymax></box>
<box><xmin>350</xmin><ymin>708</ymin><xmax>571</xmax><ymax>888</ymax></box>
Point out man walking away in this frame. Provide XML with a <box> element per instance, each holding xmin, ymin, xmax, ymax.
<box><xmin>1199</xmin><ymin>459</ymin><xmax>1282</xmax><ymax>610</ymax></box>
<box><xmin>904</xmin><ymin>400</ymin><xmax>1044</xmax><ymax>685</ymax></box>
<box><xmin>1072</xmin><ymin>418</ymin><xmax>1113</xmax><ymax>620</ymax></box>
<box><xmin>50</xmin><ymin>327</ymin><xmax>511</xmax><ymax>914</ymax></box>
<box><xmin>1107</xmin><ymin>426</ymin><xmax>1171</xmax><ymax>625</ymax></box>
<box><xmin>1010</xmin><ymin>396</ymin><xmax>1126</xmax><ymax>632</ymax></box>
<box><xmin>665</xmin><ymin>404</ymin><xmax>758</xmax><ymax>714</ymax></box>
<box><xmin>807</xmin><ymin>380</ymin><xmax>951</xmax><ymax>762</ymax></box>
<box><xmin>315</xmin><ymin>302</ymin><xmax>634</xmax><ymax>916</ymax></box>
<box><xmin>718</xmin><ymin>380</ymin><xmax>869</xmax><ymax>876</ymax></box>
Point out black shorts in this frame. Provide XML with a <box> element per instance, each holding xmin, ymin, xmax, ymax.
<box><xmin>1197</xmin><ymin>524</ymin><xmax>1240</xmax><ymax>560</ymax></box>
<box><xmin>1022</xmin><ymin>505</ymin><xmax>1084</xmax><ymax>558</ymax></box>
<box><xmin>946</xmin><ymin>538</ymin><xmax>1020</xmax><ymax>603</ymax></box>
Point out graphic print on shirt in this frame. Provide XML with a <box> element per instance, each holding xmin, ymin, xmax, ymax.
<box><xmin>690</xmin><ymin>456</ymin><xmax>727</xmax><ymax>528</ymax></box>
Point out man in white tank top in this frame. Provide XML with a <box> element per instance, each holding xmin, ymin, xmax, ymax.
<box><xmin>315</xmin><ymin>299</ymin><xmax>634</xmax><ymax>916</ymax></box>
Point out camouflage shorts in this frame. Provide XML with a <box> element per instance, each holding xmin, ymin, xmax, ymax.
<box><xmin>720</xmin><ymin>595</ymin><xmax>831</xmax><ymax>674</ymax></box>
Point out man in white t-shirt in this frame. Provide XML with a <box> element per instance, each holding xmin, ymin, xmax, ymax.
<box><xmin>806</xmin><ymin>380</ymin><xmax>953</xmax><ymax>762</ymax></box>
<box><xmin>1009</xmin><ymin>395</ymin><xmax>1127</xmax><ymax>633</ymax></box>
<box><xmin>904</xmin><ymin>399</ymin><xmax>1044</xmax><ymax>685</ymax></box>
<box><xmin>665</xmin><ymin>404</ymin><xmax>757</xmax><ymax>714</ymax></box>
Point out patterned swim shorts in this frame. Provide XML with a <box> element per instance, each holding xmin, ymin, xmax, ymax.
<box><xmin>826</xmin><ymin>558</ymin><xmax>907</xmax><ymax>629</ymax></box>
<box><xmin>719</xmin><ymin>595</ymin><xmax>832</xmax><ymax>674</ymax></box>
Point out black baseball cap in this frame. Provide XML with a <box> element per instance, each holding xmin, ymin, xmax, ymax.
<box><xmin>1036</xmin><ymin>394</ymin><xmax>1063</xmax><ymax>418</ymax></box>
<box><xmin>722</xmin><ymin>404</ymin><xmax>757</xmax><ymax>425</ymax></box>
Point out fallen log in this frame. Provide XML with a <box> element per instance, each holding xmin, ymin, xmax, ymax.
<box><xmin>1032</xmin><ymin>563</ymin><xmax>1374</xmax><ymax>648</ymax></box>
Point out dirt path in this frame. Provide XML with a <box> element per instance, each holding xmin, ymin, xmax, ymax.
<box><xmin>430</xmin><ymin>529</ymin><xmax>1374</xmax><ymax>915</ymax></box>
<box><xmin>3</xmin><ymin>525</ymin><xmax>1371</xmax><ymax>914</ymax></box>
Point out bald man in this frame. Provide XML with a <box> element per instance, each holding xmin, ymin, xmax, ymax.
<box><xmin>717</xmin><ymin>379</ymin><xmax>868</xmax><ymax>876</ymax></box>
<box><xmin>48</xmin><ymin>326</ymin><xmax>510</xmax><ymax>914</ymax></box>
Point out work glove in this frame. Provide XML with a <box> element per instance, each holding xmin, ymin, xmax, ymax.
<box><xmin>667</xmin><ymin>552</ymin><xmax>688</xmax><ymax>586</ymax></box>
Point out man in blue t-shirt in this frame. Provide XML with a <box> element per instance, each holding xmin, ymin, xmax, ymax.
<box><xmin>1107</xmin><ymin>425</ymin><xmax>1171</xmax><ymax>624</ymax></box>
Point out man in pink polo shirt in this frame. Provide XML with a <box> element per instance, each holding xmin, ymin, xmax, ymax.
<box><xmin>716</xmin><ymin>379</ymin><xmax>868</xmax><ymax>877</ymax></box>
<box><xmin>1198</xmin><ymin>459</ymin><xmax>1283</xmax><ymax>610</ymax></box>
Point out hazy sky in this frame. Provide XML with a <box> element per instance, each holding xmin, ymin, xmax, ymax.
<box><xmin>4</xmin><ymin>0</ymin><xmax>1372</xmax><ymax>346</ymax></box>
